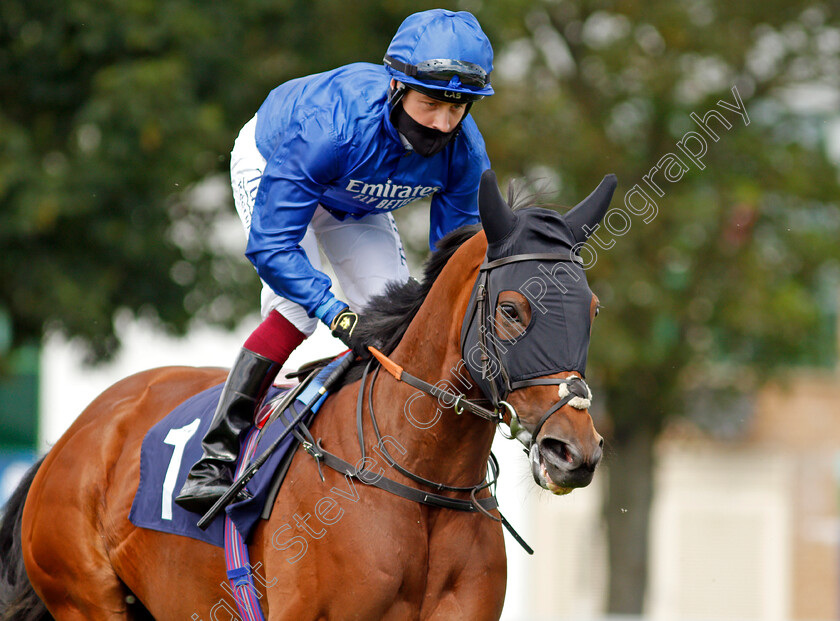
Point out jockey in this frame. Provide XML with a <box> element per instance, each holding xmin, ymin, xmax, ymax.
<box><xmin>175</xmin><ymin>9</ymin><xmax>495</xmax><ymax>513</ymax></box>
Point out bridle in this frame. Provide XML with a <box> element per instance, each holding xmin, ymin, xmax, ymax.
<box><xmin>367</xmin><ymin>344</ymin><xmax>590</xmax><ymax>454</ymax></box>
<box><xmin>297</xmin><ymin>250</ymin><xmax>595</xmax><ymax>554</ymax></box>
<box><xmin>361</xmin><ymin>249</ymin><xmax>596</xmax><ymax>456</ymax></box>
<box><xmin>460</xmin><ymin>251</ymin><xmax>594</xmax><ymax>450</ymax></box>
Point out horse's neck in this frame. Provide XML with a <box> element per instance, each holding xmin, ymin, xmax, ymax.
<box><xmin>370</xmin><ymin>235</ymin><xmax>495</xmax><ymax>487</ymax></box>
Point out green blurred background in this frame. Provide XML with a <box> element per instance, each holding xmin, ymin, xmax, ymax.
<box><xmin>2</xmin><ymin>0</ymin><xmax>839</xmax><ymax>618</ymax></box>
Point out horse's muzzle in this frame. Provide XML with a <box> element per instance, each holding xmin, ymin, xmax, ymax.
<box><xmin>530</xmin><ymin>435</ymin><xmax>603</xmax><ymax>495</ymax></box>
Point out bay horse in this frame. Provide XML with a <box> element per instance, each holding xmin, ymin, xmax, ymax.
<box><xmin>0</xmin><ymin>169</ymin><xmax>615</xmax><ymax>620</ymax></box>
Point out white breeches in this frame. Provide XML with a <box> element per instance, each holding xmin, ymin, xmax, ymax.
<box><xmin>230</xmin><ymin>115</ymin><xmax>410</xmax><ymax>336</ymax></box>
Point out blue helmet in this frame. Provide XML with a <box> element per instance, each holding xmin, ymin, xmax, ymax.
<box><xmin>384</xmin><ymin>9</ymin><xmax>494</xmax><ymax>103</ymax></box>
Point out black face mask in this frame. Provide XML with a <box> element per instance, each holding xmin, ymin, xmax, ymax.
<box><xmin>391</xmin><ymin>104</ymin><xmax>458</xmax><ymax>158</ymax></box>
<box><xmin>460</xmin><ymin>171</ymin><xmax>618</xmax><ymax>402</ymax></box>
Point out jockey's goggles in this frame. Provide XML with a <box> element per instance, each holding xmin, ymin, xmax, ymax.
<box><xmin>384</xmin><ymin>55</ymin><xmax>488</xmax><ymax>88</ymax></box>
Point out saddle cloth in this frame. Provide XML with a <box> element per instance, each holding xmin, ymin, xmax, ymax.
<box><xmin>129</xmin><ymin>366</ymin><xmax>332</xmax><ymax>547</ymax></box>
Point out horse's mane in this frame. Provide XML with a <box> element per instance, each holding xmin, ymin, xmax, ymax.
<box><xmin>335</xmin><ymin>223</ymin><xmax>481</xmax><ymax>385</ymax></box>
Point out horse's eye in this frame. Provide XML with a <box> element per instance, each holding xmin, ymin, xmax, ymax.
<box><xmin>499</xmin><ymin>303</ymin><xmax>522</xmax><ymax>323</ymax></box>
<box><xmin>495</xmin><ymin>291</ymin><xmax>532</xmax><ymax>340</ymax></box>
<box><xmin>594</xmin><ymin>306</ymin><xmax>600</xmax><ymax>317</ymax></box>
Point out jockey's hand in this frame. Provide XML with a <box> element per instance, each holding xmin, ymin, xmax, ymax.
<box><xmin>330</xmin><ymin>307</ymin><xmax>369</xmax><ymax>359</ymax></box>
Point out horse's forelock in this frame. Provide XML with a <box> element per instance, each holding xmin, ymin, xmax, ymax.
<box><xmin>508</xmin><ymin>178</ymin><xmax>557</xmax><ymax>212</ymax></box>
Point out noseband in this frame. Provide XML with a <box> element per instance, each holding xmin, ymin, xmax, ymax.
<box><xmin>503</xmin><ymin>375</ymin><xmax>592</xmax><ymax>448</ymax></box>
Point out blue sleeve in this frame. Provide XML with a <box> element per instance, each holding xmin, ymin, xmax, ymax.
<box><xmin>427</xmin><ymin>148</ymin><xmax>489</xmax><ymax>250</ymax></box>
<box><xmin>245</xmin><ymin>112</ymin><xmax>344</xmax><ymax>320</ymax></box>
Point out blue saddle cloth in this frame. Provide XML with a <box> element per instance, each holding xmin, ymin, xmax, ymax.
<box><xmin>129</xmin><ymin>362</ymin><xmax>336</xmax><ymax>547</ymax></box>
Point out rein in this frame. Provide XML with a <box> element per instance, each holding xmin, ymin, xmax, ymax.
<box><xmin>367</xmin><ymin>346</ymin><xmax>589</xmax><ymax>452</ymax></box>
<box><xmin>294</xmin><ymin>251</ymin><xmax>594</xmax><ymax>556</ymax></box>
<box><xmin>369</xmin><ymin>347</ymin><xmax>500</xmax><ymax>422</ymax></box>
<box><xmin>305</xmin><ymin>358</ymin><xmax>499</xmax><ymax>512</ymax></box>
<box><xmin>301</xmin><ymin>354</ymin><xmax>534</xmax><ymax>554</ymax></box>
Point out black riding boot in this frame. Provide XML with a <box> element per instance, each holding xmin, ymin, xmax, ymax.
<box><xmin>174</xmin><ymin>348</ymin><xmax>281</xmax><ymax>514</ymax></box>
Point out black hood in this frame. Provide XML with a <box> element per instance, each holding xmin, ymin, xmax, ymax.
<box><xmin>460</xmin><ymin>170</ymin><xmax>617</xmax><ymax>401</ymax></box>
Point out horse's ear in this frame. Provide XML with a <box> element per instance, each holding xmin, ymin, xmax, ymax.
<box><xmin>563</xmin><ymin>174</ymin><xmax>618</xmax><ymax>242</ymax></box>
<box><xmin>478</xmin><ymin>169</ymin><xmax>517</xmax><ymax>244</ymax></box>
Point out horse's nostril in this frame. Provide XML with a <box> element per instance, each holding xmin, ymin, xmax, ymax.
<box><xmin>599</xmin><ymin>437</ymin><xmax>604</xmax><ymax>448</ymax></box>
<box><xmin>540</xmin><ymin>438</ymin><xmax>575</xmax><ymax>467</ymax></box>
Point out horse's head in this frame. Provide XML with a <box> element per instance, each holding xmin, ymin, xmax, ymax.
<box><xmin>461</xmin><ymin>169</ymin><xmax>616</xmax><ymax>494</ymax></box>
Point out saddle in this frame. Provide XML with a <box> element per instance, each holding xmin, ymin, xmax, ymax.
<box><xmin>128</xmin><ymin>359</ymin><xmax>333</xmax><ymax>547</ymax></box>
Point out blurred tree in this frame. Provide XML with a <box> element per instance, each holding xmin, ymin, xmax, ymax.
<box><xmin>0</xmin><ymin>0</ymin><xmax>440</xmax><ymax>365</ymax></box>
<box><xmin>470</xmin><ymin>0</ymin><xmax>840</xmax><ymax>613</ymax></box>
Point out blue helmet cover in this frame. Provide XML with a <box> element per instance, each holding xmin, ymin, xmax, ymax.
<box><xmin>385</xmin><ymin>9</ymin><xmax>494</xmax><ymax>97</ymax></box>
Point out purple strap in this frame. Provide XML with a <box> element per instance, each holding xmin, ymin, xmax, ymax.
<box><xmin>223</xmin><ymin>428</ymin><xmax>266</xmax><ymax>621</ymax></box>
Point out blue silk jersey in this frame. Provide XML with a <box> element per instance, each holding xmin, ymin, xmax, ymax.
<box><xmin>245</xmin><ymin>62</ymin><xmax>490</xmax><ymax>322</ymax></box>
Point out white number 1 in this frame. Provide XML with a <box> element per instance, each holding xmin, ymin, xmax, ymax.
<box><xmin>161</xmin><ymin>418</ymin><xmax>201</xmax><ymax>520</ymax></box>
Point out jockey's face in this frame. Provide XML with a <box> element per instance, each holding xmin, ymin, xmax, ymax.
<box><xmin>399</xmin><ymin>85</ymin><xmax>467</xmax><ymax>134</ymax></box>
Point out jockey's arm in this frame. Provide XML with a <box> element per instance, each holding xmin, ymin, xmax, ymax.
<box><xmin>427</xmin><ymin>138</ymin><xmax>489</xmax><ymax>249</ymax></box>
<box><xmin>245</xmin><ymin>115</ymin><xmax>347</xmax><ymax>327</ymax></box>
<box><xmin>428</xmin><ymin>191</ymin><xmax>481</xmax><ymax>250</ymax></box>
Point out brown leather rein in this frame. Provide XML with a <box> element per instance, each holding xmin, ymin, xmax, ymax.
<box><xmin>296</xmin><ymin>351</ymin><xmax>533</xmax><ymax>554</ymax></box>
